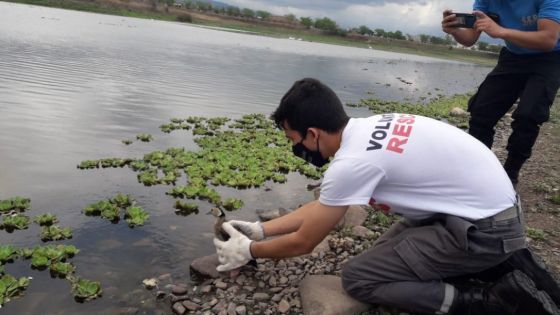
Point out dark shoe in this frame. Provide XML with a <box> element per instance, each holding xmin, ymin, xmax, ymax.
<box><xmin>505</xmin><ymin>249</ymin><xmax>560</xmax><ymax>306</ymax></box>
<box><xmin>504</xmin><ymin>155</ymin><xmax>525</xmax><ymax>186</ymax></box>
<box><xmin>450</xmin><ymin>270</ymin><xmax>560</xmax><ymax>315</ymax></box>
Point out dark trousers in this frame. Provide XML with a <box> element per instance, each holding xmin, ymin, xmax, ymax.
<box><xmin>468</xmin><ymin>48</ymin><xmax>560</xmax><ymax>161</ymax></box>
<box><xmin>341</xmin><ymin>211</ymin><xmax>525</xmax><ymax>314</ymax></box>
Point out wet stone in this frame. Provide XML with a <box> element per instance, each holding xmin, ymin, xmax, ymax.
<box><xmin>215</xmin><ymin>280</ymin><xmax>228</xmax><ymax>289</ymax></box>
<box><xmin>172</xmin><ymin>302</ymin><xmax>186</xmax><ymax>315</ymax></box>
<box><xmin>171</xmin><ymin>284</ymin><xmax>188</xmax><ymax>295</ymax></box>
<box><xmin>182</xmin><ymin>300</ymin><xmax>200</xmax><ymax>311</ymax></box>
<box><xmin>201</xmin><ymin>285</ymin><xmax>212</xmax><ymax>294</ymax></box>
<box><xmin>253</xmin><ymin>292</ymin><xmax>270</xmax><ymax>301</ymax></box>
<box><xmin>278</xmin><ymin>299</ymin><xmax>291</xmax><ymax>314</ymax></box>
<box><xmin>227</xmin><ymin>302</ymin><xmax>237</xmax><ymax>315</ymax></box>
<box><xmin>235</xmin><ymin>305</ymin><xmax>247</xmax><ymax>315</ymax></box>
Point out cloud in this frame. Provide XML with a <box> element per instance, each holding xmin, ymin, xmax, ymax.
<box><xmin>219</xmin><ymin>0</ymin><xmax>474</xmax><ymax>35</ymax></box>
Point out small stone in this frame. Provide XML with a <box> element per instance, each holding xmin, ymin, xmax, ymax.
<box><xmin>118</xmin><ymin>307</ymin><xmax>139</xmax><ymax>315</ymax></box>
<box><xmin>142</xmin><ymin>278</ymin><xmax>158</xmax><ymax>289</ymax></box>
<box><xmin>269</xmin><ymin>287</ymin><xmax>283</xmax><ymax>293</ymax></box>
<box><xmin>235</xmin><ymin>274</ymin><xmax>246</xmax><ymax>285</ymax></box>
<box><xmin>172</xmin><ymin>302</ymin><xmax>186</xmax><ymax>315</ymax></box>
<box><xmin>172</xmin><ymin>284</ymin><xmax>188</xmax><ymax>295</ymax></box>
<box><xmin>253</xmin><ymin>292</ymin><xmax>270</xmax><ymax>301</ymax></box>
<box><xmin>271</xmin><ymin>293</ymin><xmax>282</xmax><ymax>302</ymax></box>
<box><xmin>209</xmin><ymin>298</ymin><xmax>218</xmax><ymax>306</ymax></box>
<box><xmin>278</xmin><ymin>299</ymin><xmax>291</xmax><ymax>313</ymax></box>
<box><xmin>215</xmin><ymin>280</ymin><xmax>228</xmax><ymax>289</ymax></box>
<box><xmin>182</xmin><ymin>300</ymin><xmax>200</xmax><ymax>311</ymax></box>
<box><xmin>227</xmin><ymin>302</ymin><xmax>237</xmax><ymax>315</ymax></box>
<box><xmin>268</xmin><ymin>276</ymin><xmax>277</xmax><ymax>287</ymax></box>
<box><xmin>243</xmin><ymin>286</ymin><xmax>256</xmax><ymax>292</ymax></box>
<box><xmin>235</xmin><ymin>305</ymin><xmax>247</xmax><ymax>315</ymax></box>
<box><xmin>201</xmin><ymin>285</ymin><xmax>212</xmax><ymax>293</ymax></box>
<box><xmin>279</xmin><ymin>277</ymin><xmax>288</xmax><ymax>285</ymax></box>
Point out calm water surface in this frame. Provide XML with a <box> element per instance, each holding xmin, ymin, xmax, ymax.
<box><xmin>0</xmin><ymin>2</ymin><xmax>491</xmax><ymax>313</ymax></box>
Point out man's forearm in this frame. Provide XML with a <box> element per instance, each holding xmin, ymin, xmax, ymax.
<box><xmin>501</xmin><ymin>29</ymin><xmax>558</xmax><ymax>51</ymax></box>
<box><xmin>261</xmin><ymin>200</ymin><xmax>319</xmax><ymax>237</ymax></box>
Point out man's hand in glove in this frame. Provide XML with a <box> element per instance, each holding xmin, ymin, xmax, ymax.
<box><xmin>228</xmin><ymin>220</ymin><xmax>265</xmax><ymax>241</ymax></box>
<box><xmin>214</xmin><ymin>222</ymin><xmax>254</xmax><ymax>272</ymax></box>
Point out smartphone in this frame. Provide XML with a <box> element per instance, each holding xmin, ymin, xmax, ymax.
<box><xmin>453</xmin><ymin>13</ymin><xmax>476</xmax><ymax>28</ymax></box>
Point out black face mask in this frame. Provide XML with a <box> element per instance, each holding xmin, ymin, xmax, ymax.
<box><xmin>292</xmin><ymin>135</ymin><xmax>329</xmax><ymax>167</ymax></box>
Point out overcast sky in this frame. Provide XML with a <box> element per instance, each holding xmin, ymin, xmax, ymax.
<box><xmin>220</xmin><ymin>0</ymin><xmax>475</xmax><ymax>36</ymax></box>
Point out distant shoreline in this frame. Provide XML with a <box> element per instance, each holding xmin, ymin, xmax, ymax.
<box><xmin>1</xmin><ymin>0</ymin><xmax>498</xmax><ymax>66</ymax></box>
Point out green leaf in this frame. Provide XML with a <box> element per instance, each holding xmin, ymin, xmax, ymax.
<box><xmin>33</xmin><ymin>213</ymin><xmax>58</xmax><ymax>226</ymax></box>
<box><xmin>0</xmin><ymin>245</ymin><xmax>17</xmax><ymax>263</ymax></box>
<box><xmin>124</xmin><ymin>206</ymin><xmax>149</xmax><ymax>227</ymax></box>
<box><xmin>72</xmin><ymin>278</ymin><xmax>102</xmax><ymax>300</ymax></box>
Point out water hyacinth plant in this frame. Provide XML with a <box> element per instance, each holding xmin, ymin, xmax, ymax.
<box><xmin>83</xmin><ymin>194</ymin><xmax>148</xmax><ymax>227</ymax></box>
<box><xmin>0</xmin><ymin>196</ymin><xmax>31</xmax><ymax>213</ymax></box>
<box><xmin>0</xmin><ymin>274</ymin><xmax>30</xmax><ymax>306</ymax></box>
<box><xmin>1</xmin><ymin>214</ymin><xmax>30</xmax><ymax>230</ymax></box>
<box><xmin>136</xmin><ymin>133</ymin><xmax>153</xmax><ymax>142</ymax></box>
<box><xmin>40</xmin><ymin>225</ymin><xmax>73</xmax><ymax>241</ymax></box>
<box><xmin>0</xmin><ymin>245</ymin><xmax>18</xmax><ymax>264</ymax></box>
<box><xmin>78</xmin><ymin>114</ymin><xmax>328</xmax><ymax>215</ymax></box>
<box><xmin>33</xmin><ymin>213</ymin><xmax>58</xmax><ymax>226</ymax></box>
<box><xmin>71</xmin><ymin>278</ymin><xmax>102</xmax><ymax>301</ymax></box>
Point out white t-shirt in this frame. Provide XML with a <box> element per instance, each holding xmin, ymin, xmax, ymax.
<box><xmin>319</xmin><ymin>114</ymin><xmax>516</xmax><ymax>220</ymax></box>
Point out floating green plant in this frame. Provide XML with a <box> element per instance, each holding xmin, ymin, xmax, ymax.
<box><xmin>71</xmin><ymin>278</ymin><xmax>102</xmax><ymax>301</ymax></box>
<box><xmin>0</xmin><ymin>245</ymin><xmax>17</xmax><ymax>264</ymax></box>
<box><xmin>79</xmin><ymin>114</ymin><xmax>330</xmax><ymax>212</ymax></box>
<box><xmin>173</xmin><ymin>201</ymin><xmax>199</xmax><ymax>216</ymax></box>
<box><xmin>2</xmin><ymin>214</ymin><xmax>30</xmax><ymax>230</ymax></box>
<box><xmin>221</xmin><ymin>198</ymin><xmax>244</xmax><ymax>211</ymax></box>
<box><xmin>112</xmin><ymin>193</ymin><xmax>133</xmax><ymax>208</ymax></box>
<box><xmin>122</xmin><ymin>139</ymin><xmax>133</xmax><ymax>145</ymax></box>
<box><xmin>0</xmin><ymin>274</ymin><xmax>30</xmax><ymax>306</ymax></box>
<box><xmin>0</xmin><ymin>197</ymin><xmax>31</xmax><ymax>213</ymax></box>
<box><xmin>33</xmin><ymin>213</ymin><xmax>58</xmax><ymax>226</ymax></box>
<box><xmin>41</xmin><ymin>225</ymin><xmax>73</xmax><ymax>242</ymax></box>
<box><xmin>136</xmin><ymin>133</ymin><xmax>153</xmax><ymax>142</ymax></box>
<box><xmin>124</xmin><ymin>206</ymin><xmax>149</xmax><ymax>227</ymax></box>
<box><xmin>84</xmin><ymin>194</ymin><xmax>148</xmax><ymax>227</ymax></box>
<box><xmin>49</xmin><ymin>262</ymin><xmax>75</xmax><ymax>277</ymax></box>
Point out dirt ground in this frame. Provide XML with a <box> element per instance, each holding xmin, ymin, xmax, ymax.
<box><xmin>492</xmin><ymin>94</ymin><xmax>560</xmax><ymax>277</ymax></box>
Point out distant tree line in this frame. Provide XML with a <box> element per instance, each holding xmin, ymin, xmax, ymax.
<box><xmin>171</xmin><ymin>0</ymin><xmax>503</xmax><ymax>51</ymax></box>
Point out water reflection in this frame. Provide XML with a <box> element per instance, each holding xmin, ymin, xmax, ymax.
<box><xmin>0</xmin><ymin>2</ymin><xmax>491</xmax><ymax>313</ymax></box>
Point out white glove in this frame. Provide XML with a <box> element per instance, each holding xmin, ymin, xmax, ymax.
<box><xmin>229</xmin><ymin>220</ymin><xmax>265</xmax><ymax>241</ymax></box>
<box><xmin>214</xmin><ymin>222</ymin><xmax>254</xmax><ymax>272</ymax></box>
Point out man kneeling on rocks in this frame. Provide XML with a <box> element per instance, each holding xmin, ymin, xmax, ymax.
<box><xmin>213</xmin><ymin>78</ymin><xmax>560</xmax><ymax>315</ymax></box>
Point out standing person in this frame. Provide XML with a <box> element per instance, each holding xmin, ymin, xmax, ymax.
<box><xmin>441</xmin><ymin>1</ymin><xmax>560</xmax><ymax>186</ymax></box>
<box><xmin>214</xmin><ymin>78</ymin><xmax>560</xmax><ymax>314</ymax></box>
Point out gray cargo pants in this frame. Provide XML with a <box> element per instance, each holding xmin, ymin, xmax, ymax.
<box><xmin>341</xmin><ymin>206</ymin><xmax>525</xmax><ymax>314</ymax></box>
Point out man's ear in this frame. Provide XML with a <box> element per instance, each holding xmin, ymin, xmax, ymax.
<box><xmin>307</xmin><ymin>127</ymin><xmax>320</xmax><ymax>140</ymax></box>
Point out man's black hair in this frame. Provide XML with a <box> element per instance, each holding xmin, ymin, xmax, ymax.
<box><xmin>271</xmin><ymin>78</ymin><xmax>349</xmax><ymax>137</ymax></box>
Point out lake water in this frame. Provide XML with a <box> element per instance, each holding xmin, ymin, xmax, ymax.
<box><xmin>0</xmin><ymin>2</ymin><xmax>491</xmax><ymax>314</ymax></box>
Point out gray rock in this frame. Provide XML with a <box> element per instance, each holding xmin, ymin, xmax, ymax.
<box><xmin>343</xmin><ymin>205</ymin><xmax>368</xmax><ymax>228</ymax></box>
<box><xmin>299</xmin><ymin>275</ymin><xmax>369</xmax><ymax>315</ymax></box>
<box><xmin>256</xmin><ymin>207</ymin><xmax>292</xmax><ymax>221</ymax></box>
<box><xmin>172</xmin><ymin>284</ymin><xmax>189</xmax><ymax>295</ymax></box>
<box><xmin>278</xmin><ymin>299</ymin><xmax>291</xmax><ymax>314</ymax></box>
<box><xmin>312</xmin><ymin>236</ymin><xmax>331</xmax><ymax>254</ymax></box>
<box><xmin>215</xmin><ymin>280</ymin><xmax>228</xmax><ymax>289</ymax></box>
<box><xmin>182</xmin><ymin>300</ymin><xmax>200</xmax><ymax>311</ymax></box>
<box><xmin>201</xmin><ymin>285</ymin><xmax>212</xmax><ymax>294</ymax></box>
<box><xmin>172</xmin><ymin>302</ymin><xmax>186</xmax><ymax>315</ymax></box>
<box><xmin>352</xmin><ymin>225</ymin><xmax>374</xmax><ymax>238</ymax></box>
<box><xmin>450</xmin><ymin>107</ymin><xmax>468</xmax><ymax>117</ymax></box>
<box><xmin>190</xmin><ymin>254</ymin><xmax>221</xmax><ymax>280</ymax></box>
<box><xmin>253</xmin><ymin>292</ymin><xmax>270</xmax><ymax>301</ymax></box>
<box><xmin>227</xmin><ymin>302</ymin><xmax>237</xmax><ymax>315</ymax></box>
<box><xmin>235</xmin><ymin>305</ymin><xmax>247</xmax><ymax>315</ymax></box>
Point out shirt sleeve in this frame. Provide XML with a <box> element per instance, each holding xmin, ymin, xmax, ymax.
<box><xmin>319</xmin><ymin>158</ymin><xmax>385</xmax><ymax>206</ymax></box>
<box><xmin>473</xmin><ymin>0</ymin><xmax>488</xmax><ymax>12</ymax></box>
<box><xmin>539</xmin><ymin>0</ymin><xmax>560</xmax><ymax>24</ymax></box>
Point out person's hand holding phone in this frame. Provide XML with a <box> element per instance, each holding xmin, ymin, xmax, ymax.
<box><xmin>442</xmin><ymin>9</ymin><xmax>461</xmax><ymax>34</ymax></box>
<box><xmin>474</xmin><ymin>10</ymin><xmax>505</xmax><ymax>38</ymax></box>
